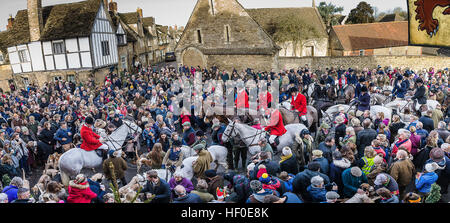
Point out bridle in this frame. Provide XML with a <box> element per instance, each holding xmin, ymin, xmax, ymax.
<box><xmin>223</xmin><ymin>121</ymin><xmax>266</xmax><ymax>147</ymax></box>
<box><xmin>104</xmin><ymin>120</ymin><xmax>140</xmax><ymax>151</ymax></box>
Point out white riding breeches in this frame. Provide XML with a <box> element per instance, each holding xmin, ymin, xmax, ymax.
<box><xmin>98</xmin><ymin>144</ymin><xmax>109</xmax><ymax>150</ymax></box>
<box><xmin>269</xmin><ymin>135</ymin><xmax>277</xmax><ymax>144</ymax></box>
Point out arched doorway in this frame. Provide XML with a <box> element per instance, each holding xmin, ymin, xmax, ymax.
<box><xmin>181</xmin><ymin>47</ymin><xmax>206</xmax><ymax>68</ymax></box>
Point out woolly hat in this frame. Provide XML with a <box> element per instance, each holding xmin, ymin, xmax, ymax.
<box><xmin>204</xmin><ymin>169</ymin><xmax>217</xmax><ymax>178</ymax></box>
<box><xmin>216</xmin><ymin>188</ymin><xmax>226</xmax><ymax>200</ymax></box>
<box><xmin>259</xmin><ymin>173</ymin><xmax>271</xmax><ymax>184</ymax></box>
<box><xmin>257</xmin><ymin>167</ymin><xmax>268</xmax><ymax>179</ymax></box>
<box><xmin>311</xmin><ymin>175</ymin><xmax>324</xmax><ymax>186</ymax></box>
<box><xmin>282</xmin><ymin>147</ymin><xmax>292</xmax><ymax>156</ymax></box>
<box><xmin>374</xmin><ymin>174</ymin><xmax>388</xmax><ymax>186</ymax></box>
<box><xmin>250</xmin><ymin>180</ymin><xmax>263</xmax><ymax>192</ymax></box>
<box><xmin>326</xmin><ymin>191</ymin><xmax>340</xmax><ymax>200</ymax></box>
<box><xmin>430</xmin><ymin>148</ymin><xmax>445</xmax><ymax>162</ymax></box>
<box><xmin>74</xmin><ymin>174</ymin><xmax>87</xmax><ymax>184</ymax></box>
<box><xmin>193</xmin><ymin>143</ymin><xmax>205</xmax><ymax>151</ymax></box>
<box><xmin>350</xmin><ymin>167</ymin><xmax>363</xmax><ymax>177</ymax></box>
<box><xmin>425</xmin><ymin>162</ymin><xmax>439</xmax><ymax>173</ymax></box>
<box><xmin>312</xmin><ymin>150</ymin><xmax>323</xmax><ymax>157</ymax></box>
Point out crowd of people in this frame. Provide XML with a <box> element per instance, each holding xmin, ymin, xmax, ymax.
<box><xmin>0</xmin><ymin>63</ymin><xmax>448</xmax><ymax>203</ymax></box>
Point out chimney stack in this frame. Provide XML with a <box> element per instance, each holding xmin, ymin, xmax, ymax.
<box><xmin>27</xmin><ymin>0</ymin><xmax>44</xmax><ymax>42</ymax></box>
<box><xmin>137</xmin><ymin>7</ymin><xmax>143</xmax><ymax>19</ymax></box>
<box><xmin>6</xmin><ymin>15</ymin><xmax>14</xmax><ymax>30</ymax></box>
<box><xmin>109</xmin><ymin>0</ymin><xmax>118</xmax><ymax>13</ymax></box>
<box><xmin>312</xmin><ymin>0</ymin><xmax>316</xmax><ymax>8</ymax></box>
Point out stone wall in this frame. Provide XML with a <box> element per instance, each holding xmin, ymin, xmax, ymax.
<box><xmin>278</xmin><ymin>55</ymin><xmax>450</xmax><ymax>71</ymax></box>
<box><xmin>207</xmin><ymin>54</ymin><xmax>277</xmax><ymax>73</ymax></box>
<box><xmin>0</xmin><ymin>65</ymin><xmax>13</xmax><ymax>92</ymax></box>
<box><xmin>11</xmin><ymin>67</ymin><xmax>111</xmax><ymax>88</ymax></box>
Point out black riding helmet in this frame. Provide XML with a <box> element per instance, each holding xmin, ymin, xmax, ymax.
<box><xmin>85</xmin><ymin>116</ymin><xmax>94</xmax><ymax>125</ymax></box>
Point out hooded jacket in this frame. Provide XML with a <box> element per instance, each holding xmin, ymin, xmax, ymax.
<box><xmin>67</xmin><ymin>181</ymin><xmax>97</xmax><ymax>203</ymax></box>
<box><xmin>293</xmin><ymin>169</ymin><xmax>330</xmax><ymax>201</ymax></box>
<box><xmin>415</xmin><ymin>172</ymin><xmax>438</xmax><ymax>193</ymax></box>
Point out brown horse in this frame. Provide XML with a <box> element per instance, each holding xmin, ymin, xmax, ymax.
<box><xmin>278</xmin><ymin>106</ymin><xmax>318</xmax><ymax>132</ymax></box>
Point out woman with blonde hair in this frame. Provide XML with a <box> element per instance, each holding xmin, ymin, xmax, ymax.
<box><xmin>340</xmin><ymin>127</ymin><xmax>356</xmax><ymax>148</ymax></box>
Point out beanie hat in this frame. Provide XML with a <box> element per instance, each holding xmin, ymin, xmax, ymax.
<box><xmin>259</xmin><ymin>173</ymin><xmax>271</xmax><ymax>184</ymax></box>
<box><xmin>425</xmin><ymin>162</ymin><xmax>439</xmax><ymax>173</ymax></box>
<box><xmin>257</xmin><ymin>167</ymin><xmax>268</xmax><ymax>179</ymax></box>
<box><xmin>204</xmin><ymin>169</ymin><xmax>217</xmax><ymax>178</ymax></box>
<box><xmin>350</xmin><ymin>167</ymin><xmax>363</xmax><ymax>177</ymax></box>
<box><xmin>430</xmin><ymin>148</ymin><xmax>445</xmax><ymax>162</ymax></box>
<box><xmin>250</xmin><ymin>180</ymin><xmax>263</xmax><ymax>192</ymax></box>
<box><xmin>216</xmin><ymin>188</ymin><xmax>226</xmax><ymax>200</ymax></box>
<box><xmin>74</xmin><ymin>174</ymin><xmax>86</xmax><ymax>184</ymax></box>
<box><xmin>326</xmin><ymin>191</ymin><xmax>340</xmax><ymax>200</ymax></box>
<box><xmin>311</xmin><ymin>175</ymin><xmax>324</xmax><ymax>186</ymax></box>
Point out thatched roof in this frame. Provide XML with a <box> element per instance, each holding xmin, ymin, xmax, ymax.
<box><xmin>331</xmin><ymin>21</ymin><xmax>408</xmax><ymax>51</ymax></box>
<box><xmin>3</xmin><ymin>0</ymin><xmax>101</xmax><ymax>47</ymax></box>
<box><xmin>118</xmin><ymin>12</ymin><xmax>139</xmax><ymax>25</ymax></box>
<box><xmin>142</xmin><ymin>17</ymin><xmax>155</xmax><ymax>27</ymax></box>
<box><xmin>246</xmin><ymin>7</ymin><xmax>328</xmax><ymax>39</ymax></box>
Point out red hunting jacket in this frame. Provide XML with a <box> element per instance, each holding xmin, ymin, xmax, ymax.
<box><xmin>80</xmin><ymin>125</ymin><xmax>102</xmax><ymax>151</ymax></box>
<box><xmin>291</xmin><ymin>93</ymin><xmax>307</xmax><ymax>116</ymax></box>
<box><xmin>265</xmin><ymin>109</ymin><xmax>287</xmax><ymax>136</ymax></box>
<box><xmin>235</xmin><ymin>90</ymin><xmax>249</xmax><ymax>108</ymax></box>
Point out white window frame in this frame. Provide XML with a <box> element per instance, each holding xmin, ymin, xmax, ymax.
<box><xmin>52</xmin><ymin>40</ymin><xmax>66</xmax><ymax>55</ymax></box>
<box><xmin>359</xmin><ymin>50</ymin><xmax>364</xmax><ymax>56</ymax></box>
<box><xmin>18</xmin><ymin>50</ymin><xmax>29</xmax><ymax>63</ymax></box>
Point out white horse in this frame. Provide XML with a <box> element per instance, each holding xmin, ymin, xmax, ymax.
<box><xmin>59</xmin><ymin>120</ymin><xmax>142</xmax><ymax>186</ymax></box>
<box><xmin>322</xmin><ymin>104</ymin><xmax>392</xmax><ymax>124</ymax></box>
<box><xmin>180</xmin><ymin>145</ymin><xmax>228</xmax><ymax>171</ymax></box>
<box><xmin>221</xmin><ymin>120</ymin><xmax>307</xmax><ymax>154</ymax></box>
<box><xmin>385</xmin><ymin>99</ymin><xmax>440</xmax><ymax>113</ymax></box>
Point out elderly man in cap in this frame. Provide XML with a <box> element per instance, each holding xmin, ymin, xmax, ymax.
<box><xmin>311</xmin><ymin>150</ymin><xmax>329</xmax><ymax>175</ymax></box>
<box><xmin>324</xmin><ymin>191</ymin><xmax>340</xmax><ymax>203</ymax></box>
<box><xmin>192</xmin><ymin>144</ymin><xmax>213</xmax><ymax>179</ymax></box>
<box><xmin>102</xmin><ymin>150</ymin><xmax>128</xmax><ymax>187</ymax></box>
<box><xmin>425</xmin><ymin>148</ymin><xmax>450</xmax><ymax>194</ymax></box>
<box><xmin>140</xmin><ymin>170</ymin><xmax>171</xmax><ymax>203</ymax></box>
<box><xmin>246</xmin><ymin>180</ymin><xmax>274</xmax><ymax>203</ymax></box>
<box><xmin>341</xmin><ymin>167</ymin><xmax>368</xmax><ymax>198</ymax></box>
<box><xmin>182</xmin><ymin>122</ymin><xmax>196</xmax><ymax>146</ymax></box>
<box><xmin>374</xmin><ymin>173</ymin><xmax>399</xmax><ymax>196</ymax></box>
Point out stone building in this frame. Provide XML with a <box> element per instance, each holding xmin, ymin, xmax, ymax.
<box><xmin>247</xmin><ymin>7</ymin><xmax>328</xmax><ymax>58</ymax></box>
<box><xmin>1</xmin><ymin>0</ymin><xmax>119</xmax><ymax>87</ymax></box>
<box><xmin>329</xmin><ymin>21</ymin><xmax>430</xmax><ymax>56</ymax></box>
<box><xmin>175</xmin><ymin>0</ymin><xmax>329</xmax><ymax>71</ymax></box>
<box><xmin>175</xmin><ymin>0</ymin><xmax>280</xmax><ymax>72</ymax></box>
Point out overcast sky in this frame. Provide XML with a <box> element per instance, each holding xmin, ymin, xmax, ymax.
<box><xmin>0</xmin><ymin>0</ymin><xmax>407</xmax><ymax>32</ymax></box>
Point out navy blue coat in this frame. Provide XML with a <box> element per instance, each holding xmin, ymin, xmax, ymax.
<box><xmin>418</xmin><ymin>116</ymin><xmax>434</xmax><ymax>133</ymax></box>
<box><xmin>312</xmin><ymin>157</ymin><xmax>330</xmax><ymax>175</ymax></box>
<box><xmin>392</xmin><ymin>81</ymin><xmax>407</xmax><ymax>98</ymax></box>
<box><xmin>173</xmin><ymin>193</ymin><xmax>203</xmax><ymax>203</ymax></box>
<box><xmin>357</xmin><ymin>93</ymin><xmax>370</xmax><ymax>112</ymax></box>
<box><xmin>141</xmin><ymin>178</ymin><xmax>171</xmax><ymax>203</ymax></box>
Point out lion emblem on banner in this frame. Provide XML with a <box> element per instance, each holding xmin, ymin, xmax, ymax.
<box><xmin>414</xmin><ymin>0</ymin><xmax>450</xmax><ymax>37</ymax></box>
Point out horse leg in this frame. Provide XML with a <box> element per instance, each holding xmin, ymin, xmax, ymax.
<box><xmin>61</xmin><ymin>170</ymin><xmax>70</xmax><ymax>187</ymax></box>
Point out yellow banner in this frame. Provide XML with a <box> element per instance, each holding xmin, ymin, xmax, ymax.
<box><xmin>408</xmin><ymin>0</ymin><xmax>450</xmax><ymax>47</ymax></box>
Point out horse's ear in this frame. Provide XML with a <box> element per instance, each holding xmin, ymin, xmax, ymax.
<box><xmin>227</xmin><ymin>118</ymin><xmax>232</xmax><ymax>123</ymax></box>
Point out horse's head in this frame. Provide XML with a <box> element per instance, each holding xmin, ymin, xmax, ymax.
<box><xmin>221</xmin><ymin>120</ymin><xmax>238</xmax><ymax>143</ymax></box>
<box><xmin>122</xmin><ymin>120</ymin><xmax>143</xmax><ymax>138</ymax></box>
<box><xmin>321</xmin><ymin>110</ymin><xmax>334</xmax><ymax>127</ymax></box>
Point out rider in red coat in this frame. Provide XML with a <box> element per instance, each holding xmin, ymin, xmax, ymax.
<box><xmin>258</xmin><ymin>90</ymin><xmax>272</xmax><ymax>110</ymax></box>
<box><xmin>80</xmin><ymin>117</ymin><xmax>107</xmax><ymax>152</ymax></box>
<box><xmin>290</xmin><ymin>87</ymin><xmax>308</xmax><ymax>126</ymax></box>
<box><xmin>264</xmin><ymin>109</ymin><xmax>287</xmax><ymax>146</ymax></box>
<box><xmin>235</xmin><ymin>88</ymin><xmax>249</xmax><ymax>109</ymax></box>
